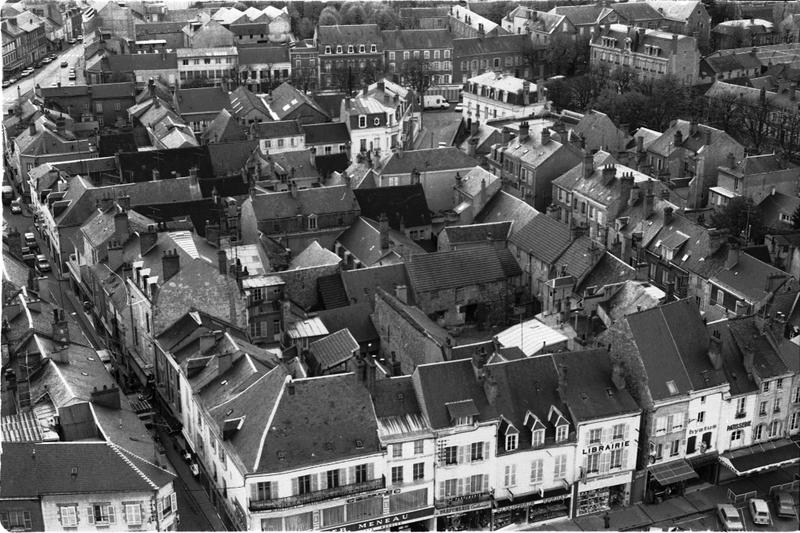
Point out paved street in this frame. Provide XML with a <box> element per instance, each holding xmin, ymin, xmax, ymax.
<box><xmin>3</xmin><ymin>42</ymin><xmax>84</xmax><ymax>110</ymax></box>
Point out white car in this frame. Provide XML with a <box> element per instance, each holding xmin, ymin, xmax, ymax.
<box><xmin>748</xmin><ymin>498</ymin><xmax>772</xmax><ymax>526</ymax></box>
<box><xmin>717</xmin><ymin>504</ymin><xmax>744</xmax><ymax>531</ymax></box>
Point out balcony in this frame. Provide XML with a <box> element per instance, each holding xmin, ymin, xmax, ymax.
<box><xmin>435</xmin><ymin>491</ymin><xmax>491</xmax><ymax>510</ymax></box>
<box><xmin>249</xmin><ymin>477</ymin><xmax>385</xmax><ymax>511</ymax></box>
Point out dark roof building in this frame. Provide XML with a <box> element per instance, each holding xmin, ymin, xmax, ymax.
<box><xmin>353</xmin><ymin>184</ymin><xmax>431</xmax><ymax>230</ymax></box>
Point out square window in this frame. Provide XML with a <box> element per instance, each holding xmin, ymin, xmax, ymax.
<box><xmin>124</xmin><ymin>503</ymin><xmax>142</xmax><ymax>525</ymax></box>
<box><xmin>412</xmin><ymin>462</ymin><xmax>424</xmax><ymax>480</ymax></box>
<box><xmin>391</xmin><ymin>466</ymin><xmax>403</xmax><ymax>484</ymax></box>
<box><xmin>470</xmin><ymin>442</ymin><xmax>483</xmax><ymax>461</ymax></box>
<box><xmin>392</xmin><ymin>444</ymin><xmax>402</xmax><ymax>458</ymax></box>
<box><xmin>414</xmin><ymin>440</ymin><xmax>424</xmax><ymax>455</ymax></box>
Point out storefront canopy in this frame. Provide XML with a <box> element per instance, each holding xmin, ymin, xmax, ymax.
<box><xmin>720</xmin><ymin>438</ymin><xmax>800</xmax><ymax>476</ymax></box>
<box><xmin>649</xmin><ymin>459</ymin><xmax>699</xmax><ymax>485</ymax></box>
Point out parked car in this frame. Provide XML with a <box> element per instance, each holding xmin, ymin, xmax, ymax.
<box><xmin>8</xmin><ymin>77</ymin><xmax>18</xmax><ymax>84</ymax></box>
<box><xmin>748</xmin><ymin>498</ymin><xmax>772</xmax><ymax>526</ymax></box>
<box><xmin>68</xmin><ymin>70</ymin><xmax>76</xmax><ymax>80</ymax></box>
<box><xmin>717</xmin><ymin>504</ymin><xmax>744</xmax><ymax>531</ymax></box>
<box><xmin>2</xmin><ymin>80</ymin><xmax>10</xmax><ymax>88</ymax></box>
<box><xmin>10</xmin><ymin>198</ymin><xmax>22</xmax><ymax>214</ymax></box>
<box><xmin>76</xmin><ymin>34</ymin><xmax>83</xmax><ymax>41</ymax></box>
<box><xmin>60</xmin><ymin>61</ymin><xmax>68</xmax><ymax>68</ymax></box>
<box><xmin>67</xmin><ymin>38</ymin><xmax>76</xmax><ymax>44</ymax></box>
<box><xmin>35</xmin><ymin>254</ymin><xmax>51</xmax><ymax>273</ymax></box>
<box><xmin>773</xmin><ymin>491</ymin><xmax>796</xmax><ymax>519</ymax></box>
<box><xmin>23</xmin><ymin>232</ymin><xmax>38</xmax><ymax>250</ymax></box>
<box><xmin>41</xmin><ymin>57</ymin><xmax>52</xmax><ymax>64</ymax></box>
<box><xmin>453</xmin><ymin>103</ymin><xmax>463</xmax><ymax>112</ymax></box>
<box><xmin>19</xmin><ymin>69</ymin><xmax>32</xmax><ymax>78</ymax></box>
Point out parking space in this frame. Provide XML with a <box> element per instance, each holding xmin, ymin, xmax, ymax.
<box><xmin>728</xmin><ymin>494</ymin><xmax>799</xmax><ymax>532</ymax></box>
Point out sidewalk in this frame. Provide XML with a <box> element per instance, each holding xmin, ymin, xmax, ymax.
<box><xmin>156</xmin><ymin>427</ymin><xmax>228</xmax><ymax>531</ymax></box>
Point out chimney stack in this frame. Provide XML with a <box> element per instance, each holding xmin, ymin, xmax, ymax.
<box><xmin>583</xmin><ymin>152</ymin><xmax>594</xmax><ymax>179</ymax></box>
<box><xmin>673</xmin><ymin>129</ymin><xmax>683</xmax><ymax>147</ymax></box>
<box><xmin>663</xmin><ymin>206</ymin><xmax>674</xmax><ymax>224</ymax></box>
<box><xmin>725</xmin><ymin>240</ymin><xmax>739</xmax><ymax>270</ymax></box>
<box><xmin>643</xmin><ymin>180</ymin><xmax>654</xmax><ymax>219</ymax></box>
<box><xmin>379</xmin><ymin>212</ymin><xmax>390</xmax><ymax>250</ymax></box>
<box><xmin>518</xmin><ymin>121</ymin><xmax>530</xmax><ymax>143</ymax></box>
<box><xmin>540</xmin><ymin>127</ymin><xmax>550</xmax><ymax>145</ymax></box>
<box><xmin>611</xmin><ymin>361</ymin><xmax>626</xmax><ymax>390</ymax></box>
<box><xmin>217</xmin><ymin>249</ymin><xmax>227</xmax><ymax>275</ymax></box>
<box><xmin>114</xmin><ymin>210</ymin><xmax>130</xmax><ymax>243</ymax></box>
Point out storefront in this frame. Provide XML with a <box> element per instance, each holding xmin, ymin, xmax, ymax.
<box><xmin>434</xmin><ymin>493</ymin><xmax>492</xmax><ymax>531</ymax></box>
<box><xmin>336</xmin><ymin>507</ymin><xmax>434</xmax><ymax>531</ymax></box>
<box><xmin>645</xmin><ymin>459</ymin><xmax>699</xmax><ymax>504</ymax></box>
<box><xmin>491</xmin><ymin>487</ymin><xmax>571</xmax><ymax>529</ymax></box>
<box><xmin>574</xmin><ymin>471</ymin><xmax>632</xmax><ymax>517</ymax></box>
<box><xmin>687</xmin><ymin>451</ymin><xmax>719</xmax><ymax>484</ymax></box>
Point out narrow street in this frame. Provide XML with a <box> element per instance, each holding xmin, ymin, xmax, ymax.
<box><xmin>3</xmin><ymin>42</ymin><xmax>85</xmax><ymax>109</ymax></box>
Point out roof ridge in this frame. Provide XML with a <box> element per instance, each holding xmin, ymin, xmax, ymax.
<box><xmin>108</xmin><ymin>443</ymin><xmax>159</xmax><ymax>490</ymax></box>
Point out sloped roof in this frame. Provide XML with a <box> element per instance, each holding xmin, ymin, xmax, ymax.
<box><xmin>610</xmin><ymin>2</ymin><xmax>663</xmax><ymax>21</ymax></box>
<box><xmin>475</xmin><ymin>190</ymin><xmax>539</xmax><ymax>234</ymax></box>
<box><xmin>443</xmin><ymin>221</ymin><xmax>512</xmax><ymax>244</ymax></box>
<box><xmin>711</xmin><ymin>252</ymin><xmax>790</xmax><ymax>303</ymax></box>
<box><xmin>288</xmin><ymin>241</ymin><xmax>341</xmax><ymax>269</ymax></box>
<box><xmin>238</xmin><ymin>45</ymin><xmax>288</xmax><ymax>65</ymax></box>
<box><xmin>317</xmin><ymin>24</ymin><xmax>382</xmax><ymax>46</ymax></box>
<box><xmin>316</xmin><ymin>303</ymin><xmax>378</xmax><ymax>344</ymax></box>
<box><xmin>510</xmin><ymin>214</ymin><xmax>571</xmax><ymax>264</ymax></box>
<box><xmin>414</xmin><ymin>358</ymin><xmax>496</xmax><ymax>429</ymax></box>
<box><xmin>251</xmin><ymin>119</ymin><xmax>301</xmax><ymax>138</ymax></box>
<box><xmin>268</xmin><ymin>82</ymin><xmax>329</xmax><ymax>120</ymax></box>
<box><xmin>301</xmin><ymin>121</ymin><xmax>350</xmax><ymax>145</ymax></box>
<box><xmin>353</xmin><ymin>184</ymin><xmax>431</xmax><ymax>229</ymax></box>
<box><xmin>175</xmin><ymin>86</ymin><xmax>231</xmax><ymax>116</ymax></box>
<box><xmin>648</xmin><ymin>1</ymin><xmax>704</xmax><ymax>23</ymax></box>
<box><xmin>309</xmin><ymin>329</ymin><xmax>359</xmax><ymax>371</ymax></box>
<box><xmin>317</xmin><ymin>273</ymin><xmax>349</xmax><ymax>310</ymax></box>
<box><xmin>229</xmin><ymin>86</ymin><xmax>271</xmax><ymax>118</ymax></box>
<box><xmin>342</xmin><ymin>264</ymin><xmax>408</xmax><ymax>307</ymax></box>
<box><xmin>648</xmin><ymin>119</ymin><xmax>738</xmax><ymax>158</ymax></box>
<box><xmin>0</xmin><ymin>442</ymin><xmax>174</xmax><ymax>497</ymax></box>
<box><xmin>250</xmin><ymin>185</ymin><xmax>358</xmax><ymax>220</ymax></box>
<box><xmin>406</xmin><ymin>245</ymin><xmax>521</xmax><ymax>293</ymax></box>
<box><xmin>551</xmin><ymin>4</ymin><xmax>608</xmax><ymax>26</ymax></box>
<box><xmin>201</xmin><ymin>108</ymin><xmax>247</xmax><ymax>143</ymax></box>
<box><xmin>257</xmin><ymin>373</ymin><xmax>380</xmax><ymax>471</ymax></box>
<box><xmin>381</xmin><ymin>28</ymin><xmax>453</xmax><ymax>50</ymax></box>
<box><xmin>381</xmin><ymin>148</ymin><xmax>478</xmax><ymax>175</ymax></box>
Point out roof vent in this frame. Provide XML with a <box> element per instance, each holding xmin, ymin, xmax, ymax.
<box><xmin>355</xmin><ymin>439</ymin><xmax>364</xmax><ymax>449</ymax></box>
<box><xmin>277</xmin><ymin>450</ymin><xmax>286</xmax><ymax>460</ymax></box>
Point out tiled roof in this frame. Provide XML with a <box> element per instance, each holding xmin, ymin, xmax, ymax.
<box><xmin>406</xmin><ymin>245</ymin><xmax>521</xmax><ymax>293</ymax></box>
<box><xmin>201</xmin><ymin>109</ymin><xmax>247</xmax><ymax>143</ymax></box>
<box><xmin>309</xmin><ymin>328</ymin><xmax>359</xmax><ymax>371</ymax></box>
<box><xmin>250</xmin><ymin>185</ymin><xmax>358</xmax><ymax>220</ymax></box>
<box><xmin>475</xmin><ymin>190</ymin><xmax>539</xmax><ymax>234</ymax></box>
<box><xmin>0</xmin><ymin>442</ymin><xmax>174</xmax><ymax>497</ymax></box>
<box><xmin>453</xmin><ymin>33</ymin><xmax>531</xmax><ymax>56</ymax></box>
<box><xmin>648</xmin><ymin>119</ymin><xmax>738</xmax><ymax>158</ymax></box>
<box><xmin>381</xmin><ymin>28</ymin><xmax>453</xmax><ymax>50</ymax></box>
<box><xmin>175</xmin><ymin>86</ymin><xmax>231</xmax><ymax>116</ymax></box>
<box><xmin>257</xmin><ymin>373</ymin><xmax>380</xmax><ymax>471</ymax></box>
<box><xmin>317</xmin><ymin>273</ymin><xmax>349</xmax><ymax>309</ymax></box>
<box><xmin>381</xmin><ymin>148</ymin><xmax>478</xmax><ymax>175</ymax></box>
<box><xmin>354</xmin><ymin>184</ymin><xmax>431</xmax><ymax>229</ymax></box>
<box><xmin>551</xmin><ymin>4</ymin><xmax>608</xmax><ymax>26</ymax></box>
<box><xmin>648</xmin><ymin>1</ymin><xmax>704</xmax><ymax>22</ymax></box>
<box><xmin>251</xmin><ymin>119</ymin><xmax>301</xmax><ymax>138</ymax></box>
<box><xmin>317</xmin><ymin>24</ymin><xmax>382</xmax><ymax>46</ymax></box>
<box><xmin>237</xmin><ymin>44</ymin><xmax>289</xmax><ymax>65</ymax></box>
<box><xmin>711</xmin><ymin>252</ymin><xmax>790</xmax><ymax>303</ymax></box>
<box><xmin>609</xmin><ymin>2</ymin><xmax>663</xmax><ymax>21</ymax></box>
<box><xmin>443</xmin><ymin>221</ymin><xmax>512</xmax><ymax>244</ymax></box>
<box><xmin>288</xmin><ymin>241</ymin><xmax>341</xmax><ymax>269</ymax></box>
<box><xmin>229</xmin><ymin>86</ymin><xmax>271</xmax><ymax>118</ymax></box>
<box><xmin>509</xmin><ymin>214</ymin><xmax>571</xmax><ymax>264</ymax></box>
<box><xmin>301</xmin><ymin>121</ymin><xmax>350</xmax><ymax>145</ymax></box>
<box><xmin>553</xmin><ymin>350</ymin><xmax>640</xmax><ymax>422</ymax></box>
<box><xmin>413</xmin><ymin>358</ymin><xmax>496</xmax><ymax>429</ymax></box>
<box><xmin>556</xmin><ymin>236</ymin><xmax>604</xmax><ymax>281</ymax></box>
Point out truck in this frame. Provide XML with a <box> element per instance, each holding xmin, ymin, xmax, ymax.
<box><xmin>423</xmin><ymin>95</ymin><xmax>449</xmax><ymax>110</ymax></box>
<box><xmin>2</xmin><ymin>185</ymin><xmax>13</xmax><ymax>205</ymax></box>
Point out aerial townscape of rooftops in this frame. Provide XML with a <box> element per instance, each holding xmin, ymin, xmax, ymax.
<box><xmin>1</xmin><ymin>0</ymin><xmax>800</xmax><ymax>531</ymax></box>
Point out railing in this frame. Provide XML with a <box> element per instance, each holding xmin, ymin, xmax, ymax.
<box><xmin>434</xmin><ymin>491</ymin><xmax>491</xmax><ymax>510</ymax></box>
<box><xmin>249</xmin><ymin>477</ymin><xmax>384</xmax><ymax>511</ymax></box>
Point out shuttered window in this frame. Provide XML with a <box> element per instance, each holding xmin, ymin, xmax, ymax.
<box><xmin>390</xmin><ymin>488</ymin><xmax>427</xmax><ymax>513</ymax></box>
<box><xmin>346</xmin><ymin>495</ymin><xmax>382</xmax><ymax>521</ymax></box>
<box><xmin>321</xmin><ymin>505</ymin><xmax>345</xmax><ymax>527</ymax></box>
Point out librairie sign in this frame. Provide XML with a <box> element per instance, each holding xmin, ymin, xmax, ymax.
<box><xmin>582</xmin><ymin>440</ymin><xmax>631</xmax><ymax>454</ymax></box>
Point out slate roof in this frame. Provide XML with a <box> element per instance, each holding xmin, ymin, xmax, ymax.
<box><xmin>353</xmin><ymin>184</ymin><xmax>431</xmax><ymax>229</ymax></box>
<box><xmin>551</xmin><ymin>4</ymin><xmax>608</xmax><ymax>26</ymax></box>
<box><xmin>626</xmin><ymin>299</ymin><xmax>727</xmax><ymax>401</ymax></box>
<box><xmin>443</xmin><ymin>221</ymin><xmax>512</xmax><ymax>244</ymax></box>
<box><xmin>201</xmin><ymin>108</ymin><xmax>247</xmax><ymax>143</ymax></box>
<box><xmin>451</xmin><ymin>31</ymin><xmax>528</xmax><ymax>56</ymax></box>
<box><xmin>317</xmin><ymin>273</ymin><xmax>349</xmax><ymax>310</ymax></box>
<box><xmin>288</xmin><ymin>241</ymin><xmax>341</xmax><ymax>269</ymax></box>
<box><xmin>648</xmin><ymin>119</ymin><xmax>739</xmax><ymax>158</ymax></box>
<box><xmin>229</xmin><ymin>86</ymin><xmax>271</xmax><ymax>118</ymax></box>
<box><xmin>316</xmin><ymin>304</ymin><xmax>378</xmax><ymax>344</ymax></box>
<box><xmin>475</xmin><ymin>190</ymin><xmax>539</xmax><ymax>234</ymax></box>
<box><xmin>341</xmin><ymin>264</ymin><xmax>408</xmax><ymax>308</ymax></box>
<box><xmin>759</xmin><ymin>193</ymin><xmax>800</xmax><ymax>228</ymax></box>
<box><xmin>728</xmin><ymin>318</ymin><xmax>790</xmax><ymax>380</ymax></box>
<box><xmin>257</xmin><ymin>373</ymin><xmax>380</xmax><ymax>471</ymax></box>
<box><xmin>251</xmin><ymin>119</ymin><xmax>301</xmax><ymax>139</ymax></box>
<box><xmin>553</xmin><ymin>350</ymin><xmax>640</xmax><ymax>422</ymax></box>
<box><xmin>381</xmin><ymin>148</ymin><xmax>478</xmax><ymax>175</ymax></box>
<box><xmin>711</xmin><ymin>252</ymin><xmax>790</xmax><ymax>303</ymax></box>
<box><xmin>269</xmin><ymin>82</ymin><xmax>329</xmax><ymax>120</ymax></box>
<box><xmin>413</xmin><ymin>358</ymin><xmax>496</xmax><ymax>430</ymax></box>
<box><xmin>510</xmin><ymin>214</ymin><xmax>571</xmax><ymax>264</ymax></box>
<box><xmin>610</xmin><ymin>2</ymin><xmax>664</xmax><ymax>21</ymax></box>
<box><xmin>722</xmin><ymin>153</ymin><xmax>796</xmax><ymax>176</ymax></box>
<box><xmin>317</xmin><ymin>24</ymin><xmax>382</xmax><ymax>47</ymax></box>
<box><xmin>648</xmin><ymin>1</ymin><xmax>704</xmax><ymax>22</ymax></box>
<box><xmin>0</xmin><ymin>441</ymin><xmax>174</xmax><ymax>497</ymax></box>
<box><xmin>555</xmin><ymin>236</ymin><xmax>604</xmax><ymax>281</ymax></box>
<box><xmin>250</xmin><ymin>185</ymin><xmax>358</xmax><ymax>220</ymax></box>
<box><xmin>118</xmin><ymin>146</ymin><xmax>213</xmax><ymax>181</ymax></box>
<box><xmin>381</xmin><ymin>28</ymin><xmax>453</xmax><ymax>50</ymax></box>
<box><xmin>309</xmin><ymin>328</ymin><xmax>359</xmax><ymax>371</ymax></box>
<box><xmin>577</xmin><ymin>252</ymin><xmax>636</xmax><ymax>293</ymax></box>
<box><xmin>338</xmin><ymin>217</ymin><xmax>425</xmax><ymax>267</ymax></box>
<box><xmin>406</xmin><ymin>245</ymin><xmax>521</xmax><ymax>293</ymax></box>
<box><xmin>236</xmin><ymin>45</ymin><xmax>288</xmax><ymax>65</ymax></box>
<box><xmin>175</xmin><ymin>86</ymin><xmax>231</xmax><ymax>116</ymax></box>
<box><xmin>301</xmin><ymin>122</ymin><xmax>350</xmax><ymax>145</ymax></box>
<box><xmin>484</xmin><ymin>355</ymin><xmax>571</xmax><ymax>450</ymax></box>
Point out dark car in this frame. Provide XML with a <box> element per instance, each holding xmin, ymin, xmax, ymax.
<box><xmin>60</xmin><ymin>61</ymin><xmax>68</xmax><ymax>68</ymax></box>
<box><xmin>773</xmin><ymin>491</ymin><xmax>796</xmax><ymax>519</ymax></box>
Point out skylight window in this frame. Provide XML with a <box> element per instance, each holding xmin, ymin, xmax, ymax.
<box><xmin>666</xmin><ymin>380</ymin><xmax>678</xmax><ymax>395</ymax></box>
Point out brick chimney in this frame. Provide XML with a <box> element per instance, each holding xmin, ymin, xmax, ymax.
<box><xmin>540</xmin><ymin>127</ymin><xmax>550</xmax><ymax>145</ymax></box>
<box><xmin>162</xmin><ymin>249</ymin><xmax>180</xmax><ymax>281</ymax></box>
<box><xmin>90</xmin><ymin>384</ymin><xmax>121</xmax><ymax>409</ymax></box>
<box><xmin>601</xmin><ymin>164</ymin><xmax>616</xmax><ymax>185</ymax></box>
<box><xmin>52</xmin><ymin>308</ymin><xmax>69</xmax><ymax>346</ymax></box>
<box><xmin>725</xmin><ymin>240</ymin><xmax>739</xmax><ymax>270</ymax></box>
<box><xmin>217</xmin><ymin>350</ymin><xmax>233</xmax><ymax>376</ymax></box>
<box><xmin>663</xmin><ymin>206</ymin><xmax>674</xmax><ymax>224</ymax></box>
<box><xmin>107</xmin><ymin>239</ymin><xmax>124</xmax><ymax>272</ymax></box>
<box><xmin>114</xmin><ymin>210</ymin><xmax>130</xmax><ymax>243</ymax></box>
<box><xmin>139</xmin><ymin>224</ymin><xmax>158</xmax><ymax>255</ymax></box>
<box><xmin>518</xmin><ymin>121</ymin><xmax>530</xmax><ymax>143</ymax></box>
<box><xmin>643</xmin><ymin>180</ymin><xmax>654</xmax><ymax>219</ymax></box>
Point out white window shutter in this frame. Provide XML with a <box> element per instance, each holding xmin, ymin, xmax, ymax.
<box><xmin>622</xmin><ymin>448</ymin><xmax>629</xmax><ymax>469</ymax></box>
<box><xmin>483</xmin><ymin>441</ymin><xmax>490</xmax><ymax>459</ymax></box>
<box><xmin>438</xmin><ymin>481</ymin><xmax>445</xmax><ymax>498</ymax></box>
<box><xmin>310</xmin><ymin>473</ymin><xmax>318</xmax><ymax>492</ymax></box>
<box><xmin>292</xmin><ymin>477</ymin><xmax>299</xmax><ymax>495</ymax></box>
<box><xmin>251</xmin><ymin>483</ymin><xmax>258</xmax><ymax>501</ymax></box>
<box><xmin>456</xmin><ymin>478</ymin><xmax>464</xmax><ymax>496</ymax></box>
<box><xmin>170</xmin><ymin>493</ymin><xmax>177</xmax><ymax>513</ymax></box>
<box><xmin>108</xmin><ymin>504</ymin><xmax>116</xmax><ymax>524</ymax></box>
<box><xmin>87</xmin><ymin>507</ymin><xmax>95</xmax><ymax>524</ymax></box>
<box><xmin>157</xmin><ymin>498</ymin><xmax>163</xmax><ymax>520</ymax></box>
<box><xmin>457</xmin><ymin>446</ymin><xmax>465</xmax><ymax>464</ymax></box>
<box><xmin>122</xmin><ymin>503</ymin><xmax>127</xmax><ymax>523</ymax></box>
<box><xmin>348</xmin><ymin>466</ymin><xmax>355</xmax><ymax>485</ymax></box>
<box><xmin>56</xmin><ymin>506</ymin><xmax>62</xmax><ymax>525</ymax></box>
<box><xmin>320</xmin><ymin>472</ymin><xmax>328</xmax><ymax>490</ymax></box>
<box><xmin>367</xmin><ymin>463</ymin><xmax>374</xmax><ymax>480</ymax></box>
<box><xmin>482</xmin><ymin>474</ymin><xmax>489</xmax><ymax>493</ymax></box>
<box><xmin>624</xmin><ymin>423</ymin><xmax>630</xmax><ymax>441</ymax></box>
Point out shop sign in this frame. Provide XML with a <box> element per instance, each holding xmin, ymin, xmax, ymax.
<box><xmin>726</xmin><ymin>420</ymin><xmax>751</xmax><ymax>431</ymax></box>
<box><xmin>688</xmin><ymin>424</ymin><xmax>716</xmax><ymax>436</ymax></box>
<box><xmin>582</xmin><ymin>440</ymin><xmax>631</xmax><ymax>455</ymax></box>
<box><xmin>579</xmin><ymin>471</ymin><xmax>632</xmax><ymax>492</ymax></box>
<box><xmin>346</xmin><ymin>489</ymin><xmax>400</xmax><ymax>504</ymax></box>
<box><xmin>434</xmin><ymin>501</ymin><xmax>492</xmax><ymax>516</ymax></box>
<box><xmin>493</xmin><ymin>493</ymin><xmax>570</xmax><ymax>513</ymax></box>
<box><xmin>342</xmin><ymin>507</ymin><xmax>434</xmax><ymax>531</ymax></box>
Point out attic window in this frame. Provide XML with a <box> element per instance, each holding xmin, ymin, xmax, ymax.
<box><xmin>336</xmin><ymin>45</ymin><xmax>342</xmax><ymax>54</ymax></box>
<box><xmin>277</xmin><ymin>450</ymin><xmax>286</xmax><ymax>460</ymax></box>
<box><xmin>505</xmin><ymin>433</ymin><xmax>518</xmax><ymax>451</ymax></box>
<box><xmin>355</xmin><ymin>439</ymin><xmax>364</xmax><ymax>449</ymax></box>
<box><xmin>666</xmin><ymin>380</ymin><xmax>679</xmax><ymax>395</ymax></box>
<box><xmin>606</xmin><ymin>388</ymin><xmax>614</xmax><ymax>398</ymax></box>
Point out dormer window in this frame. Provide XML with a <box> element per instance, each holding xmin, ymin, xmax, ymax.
<box><xmin>556</xmin><ymin>424</ymin><xmax>568</xmax><ymax>442</ymax></box>
<box><xmin>348</xmin><ymin>45</ymin><xmax>354</xmax><ymax>53</ymax></box>
<box><xmin>359</xmin><ymin>44</ymin><xmax>366</xmax><ymax>53</ymax></box>
<box><xmin>373</xmin><ymin>117</ymin><xmax>380</xmax><ymax>126</ymax></box>
<box><xmin>336</xmin><ymin>45</ymin><xmax>342</xmax><ymax>54</ymax></box>
<box><xmin>370</xmin><ymin>44</ymin><xmax>377</xmax><ymax>53</ymax></box>
<box><xmin>532</xmin><ymin>429</ymin><xmax>545</xmax><ymax>447</ymax></box>
<box><xmin>307</xmin><ymin>214</ymin><xmax>318</xmax><ymax>230</ymax></box>
<box><xmin>325</xmin><ymin>46</ymin><xmax>331</xmax><ymax>54</ymax></box>
<box><xmin>505</xmin><ymin>433</ymin><xmax>518</xmax><ymax>451</ymax></box>
<box><xmin>358</xmin><ymin>115</ymin><xmax>366</xmax><ymax>128</ymax></box>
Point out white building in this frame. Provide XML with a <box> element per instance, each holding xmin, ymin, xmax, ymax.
<box><xmin>462</xmin><ymin>71</ymin><xmax>548</xmax><ymax>124</ymax></box>
<box><xmin>176</xmin><ymin>46</ymin><xmax>238</xmax><ymax>87</ymax></box>
<box><xmin>340</xmin><ymin>94</ymin><xmax>402</xmax><ymax>163</ymax></box>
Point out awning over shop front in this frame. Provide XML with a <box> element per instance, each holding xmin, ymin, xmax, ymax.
<box><xmin>720</xmin><ymin>438</ymin><xmax>800</xmax><ymax>476</ymax></box>
<box><xmin>493</xmin><ymin>486</ymin><xmax>571</xmax><ymax>511</ymax></box>
<box><xmin>687</xmin><ymin>451</ymin><xmax>719</xmax><ymax>468</ymax></box>
<box><xmin>649</xmin><ymin>459</ymin><xmax>700</xmax><ymax>485</ymax></box>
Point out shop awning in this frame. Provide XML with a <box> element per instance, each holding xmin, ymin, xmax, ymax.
<box><xmin>687</xmin><ymin>451</ymin><xmax>719</xmax><ymax>468</ymax></box>
<box><xmin>493</xmin><ymin>486</ymin><xmax>571</xmax><ymax>510</ymax></box>
<box><xmin>720</xmin><ymin>438</ymin><xmax>800</xmax><ymax>476</ymax></box>
<box><xmin>649</xmin><ymin>459</ymin><xmax>699</xmax><ymax>485</ymax></box>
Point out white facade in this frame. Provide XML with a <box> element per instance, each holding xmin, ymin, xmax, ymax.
<box><xmin>717</xmin><ymin>391</ymin><xmax>756</xmax><ymax>452</ymax></box>
<box><xmin>685</xmin><ymin>388</ymin><xmax>726</xmax><ymax>458</ymax></box>
<box><xmin>177</xmin><ymin>47</ymin><xmax>238</xmax><ymax>87</ymax></box>
<box><xmin>573</xmin><ymin>413</ymin><xmax>639</xmax><ymax>516</ymax></box>
<box><xmin>258</xmin><ymin>134</ymin><xmax>305</xmax><ymax>155</ymax></box>
<box><xmin>347</xmin><ymin>113</ymin><xmax>401</xmax><ymax>163</ymax></box>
